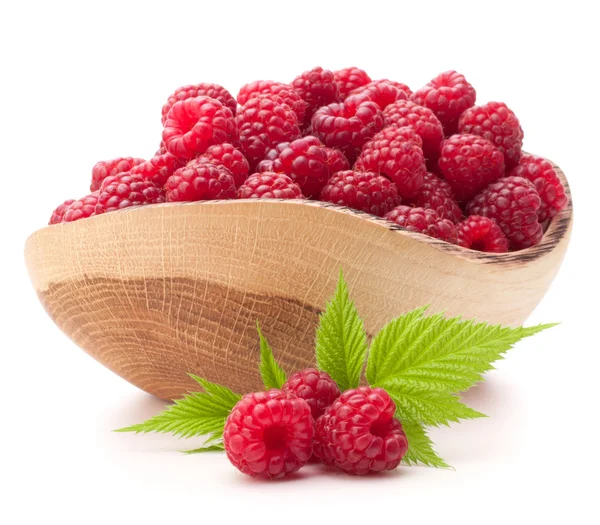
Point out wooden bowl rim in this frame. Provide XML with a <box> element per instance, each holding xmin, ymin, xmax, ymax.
<box><xmin>28</xmin><ymin>157</ymin><xmax>572</xmax><ymax>266</ymax></box>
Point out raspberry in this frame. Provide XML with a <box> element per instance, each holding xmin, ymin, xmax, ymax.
<box><xmin>237</xmin><ymin>172</ymin><xmax>304</xmax><ymax>199</ymax></box>
<box><xmin>385</xmin><ymin>205</ymin><xmax>458</xmax><ymax>243</ymax></box>
<box><xmin>333</xmin><ymin>67</ymin><xmax>372</xmax><ymax>100</ymax></box>
<box><xmin>457</xmin><ymin>215</ymin><xmax>509</xmax><ymax>253</ymax></box>
<box><xmin>357</xmin><ymin>126</ymin><xmax>426</xmax><ymax>199</ymax></box>
<box><xmin>95</xmin><ymin>173</ymin><xmax>164</xmax><ymax>214</ymax></box>
<box><xmin>410</xmin><ymin>71</ymin><xmax>476</xmax><ymax>135</ymax></box>
<box><xmin>348</xmin><ymin>79</ymin><xmax>409</xmax><ymax>110</ymax></box>
<box><xmin>91</xmin><ymin>157</ymin><xmax>145</xmax><ymax>192</ymax></box>
<box><xmin>236</xmin><ymin>96</ymin><xmax>301</xmax><ymax>169</ymax></box>
<box><xmin>161</xmin><ymin>83</ymin><xmax>236</xmax><ymax>124</ymax></box>
<box><xmin>130</xmin><ymin>151</ymin><xmax>185</xmax><ymax>187</ymax></box>
<box><xmin>162</xmin><ymin>96</ymin><xmax>236</xmax><ymax>161</ymax></box>
<box><xmin>257</xmin><ymin>136</ymin><xmax>329</xmax><ymax>198</ymax></box>
<box><xmin>194</xmin><ymin>143</ymin><xmax>250</xmax><ymax>188</ymax></box>
<box><xmin>237</xmin><ymin>80</ymin><xmax>306</xmax><ymax>123</ymax></box>
<box><xmin>49</xmin><ymin>199</ymin><xmax>75</xmax><ymax>225</ymax></box>
<box><xmin>509</xmin><ymin>154</ymin><xmax>568</xmax><ymax>221</ymax></box>
<box><xmin>165</xmin><ymin>162</ymin><xmax>236</xmax><ymax>202</ymax></box>
<box><xmin>313</xmin><ymin>387</ymin><xmax>408</xmax><ymax>475</ymax></box>
<box><xmin>320</xmin><ymin>170</ymin><xmax>401</xmax><ymax>217</ymax></box>
<box><xmin>61</xmin><ymin>193</ymin><xmax>99</xmax><ymax>223</ymax></box>
<box><xmin>223</xmin><ymin>389</ymin><xmax>314</xmax><ymax>479</ymax></box>
<box><xmin>438</xmin><ymin>134</ymin><xmax>505</xmax><ymax>202</ymax></box>
<box><xmin>458</xmin><ymin>102</ymin><xmax>523</xmax><ymax>169</ymax></box>
<box><xmin>291</xmin><ymin>66</ymin><xmax>340</xmax><ymax>125</ymax></box>
<box><xmin>406</xmin><ymin>171</ymin><xmax>463</xmax><ymax>223</ymax></box>
<box><xmin>325</xmin><ymin>147</ymin><xmax>350</xmax><ymax>174</ymax></box>
<box><xmin>383</xmin><ymin>100</ymin><xmax>444</xmax><ymax>165</ymax></box>
<box><xmin>311</xmin><ymin>96</ymin><xmax>384</xmax><ymax>162</ymax></box>
<box><xmin>466</xmin><ymin>176</ymin><xmax>543</xmax><ymax>250</ymax></box>
<box><xmin>282</xmin><ymin>368</ymin><xmax>341</xmax><ymax>420</ymax></box>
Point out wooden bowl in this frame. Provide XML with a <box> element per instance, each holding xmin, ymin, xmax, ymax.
<box><xmin>25</xmin><ymin>161</ymin><xmax>572</xmax><ymax>400</ymax></box>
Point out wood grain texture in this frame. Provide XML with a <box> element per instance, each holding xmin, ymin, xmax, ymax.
<box><xmin>24</xmin><ymin>162</ymin><xmax>573</xmax><ymax>399</ymax></box>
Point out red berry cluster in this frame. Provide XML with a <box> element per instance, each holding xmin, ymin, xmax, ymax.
<box><xmin>48</xmin><ymin>68</ymin><xmax>567</xmax><ymax>253</ymax></box>
<box><xmin>223</xmin><ymin>368</ymin><xmax>409</xmax><ymax>479</ymax></box>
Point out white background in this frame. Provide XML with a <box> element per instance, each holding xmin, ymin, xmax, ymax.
<box><xmin>1</xmin><ymin>1</ymin><xmax>599</xmax><ymax>523</ymax></box>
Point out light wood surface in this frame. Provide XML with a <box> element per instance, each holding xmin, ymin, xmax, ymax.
<box><xmin>24</xmin><ymin>162</ymin><xmax>573</xmax><ymax>400</ymax></box>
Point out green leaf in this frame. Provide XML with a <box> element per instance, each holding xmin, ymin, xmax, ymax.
<box><xmin>182</xmin><ymin>443</ymin><xmax>225</xmax><ymax>454</ymax></box>
<box><xmin>387</xmin><ymin>386</ymin><xmax>486</xmax><ymax>427</ymax></box>
<box><xmin>115</xmin><ymin>378</ymin><xmax>241</xmax><ymax>440</ymax></box>
<box><xmin>257</xmin><ymin>321</ymin><xmax>287</xmax><ymax>389</ymax></box>
<box><xmin>401</xmin><ymin>421</ymin><xmax>451</xmax><ymax>468</ymax></box>
<box><xmin>367</xmin><ymin>311</ymin><xmax>557</xmax><ymax>394</ymax></box>
<box><xmin>315</xmin><ymin>270</ymin><xmax>368</xmax><ymax>390</ymax></box>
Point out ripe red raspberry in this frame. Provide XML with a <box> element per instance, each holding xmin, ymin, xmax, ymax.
<box><xmin>457</xmin><ymin>215</ymin><xmax>509</xmax><ymax>253</ymax></box>
<box><xmin>357</xmin><ymin>126</ymin><xmax>426</xmax><ymax>199</ymax></box>
<box><xmin>256</xmin><ymin>136</ymin><xmax>329</xmax><ymax>198</ymax></box>
<box><xmin>383</xmin><ymin>100</ymin><xmax>444</xmax><ymax>165</ymax></box>
<box><xmin>292</xmin><ymin>66</ymin><xmax>340</xmax><ymax>125</ymax></box>
<box><xmin>282</xmin><ymin>368</ymin><xmax>341</xmax><ymax>420</ymax></box>
<box><xmin>466</xmin><ymin>176</ymin><xmax>543</xmax><ymax>250</ymax></box>
<box><xmin>236</xmin><ymin>96</ymin><xmax>301</xmax><ymax>169</ymax></box>
<box><xmin>165</xmin><ymin>162</ymin><xmax>236</xmax><ymax>202</ymax></box>
<box><xmin>91</xmin><ymin>157</ymin><xmax>145</xmax><ymax>192</ymax></box>
<box><xmin>161</xmin><ymin>83</ymin><xmax>236</xmax><ymax>124</ymax></box>
<box><xmin>49</xmin><ymin>199</ymin><xmax>76</xmax><ymax>225</ymax></box>
<box><xmin>237</xmin><ymin>80</ymin><xmax>306</xmax><ymax>124</ymax></box>
<box><xmin>320</xmin><ymin>170</ymin><xmax>401</xmax><ymax>217</ymax></box>
<box><xmin>237</xmin><ymin>172</ymin><xmax>304</xmax><ymax>199</ymax></box>
<box><xmin>311</xmin><ymin>96</ymin><xmax>384</xmax><ymax>162</ymax></box>
<box><xmin>162</xmin><ymin>96</ymin><xmax>236</xmax><ymax>161</ymax></box>
<box><xmin>194</xmin><ymin>143</ymin><xmax>250</xmax><ymax>188</ymax></box>
<box><xmin>313</xmin><ymin>387</ymin><xmax>408</xmax><ymax>475</ymax></box>
<box><xmin>406</xmin><ymin>171</ymin><xmax>463</xmax><ymax>223</ymax></box>
<box><xmin>325</xmin><ymin>147</ymin><xmax>350</xmax><ymax>174</ymax></box>
<box><xmin>130</xmin><ymin>151</ymin><xmax>185</xmax><ymax>187</ymax></box>
<box><xmin>509</xmin><ymin>154</ymin><xmax>568</xmax><ymax>221</ymax></box>
<box><xmin>385</xmin><ymin>205</ymin><xmax>458</xmax><ymax>243</ymax></box>
<box><xmin>61</xmin><ymin>193</ymin><xmax>99</xmax><ymax>223</ymax></box>
<box><xmin>438</xmin><ymin>134</ymin><xmax>505</xmax><ymax>202</ymax></box>
<box><xmin>458</xmin><ymin>102</ymin><xmax>523</xmax><ymax>169</ymax></box>
<box><xmin>95</xmin><ymin>173</ymin><xmax>164</xmax><ymax>214</ymax></box>
<box><xmin>223</xmin><ymin>389</ymin><xmax>314</xmax><ymax>479</ymax></box>
<box><xmin>333</xmin><ymin>67</ymin><xmax>372</xmax><ymax>100</ymax></box>
<box><xmin>348</xmin><ymin>79</ymin><xmax>409</xmax><ymax>110</ymax></box>
<box><xmin>411</xmin><ymin>71</ymin><xmax>476</xmax><ymax>135</ymax></box>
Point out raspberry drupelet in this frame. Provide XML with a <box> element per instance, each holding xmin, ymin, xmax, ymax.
<box><xmin>509</xmin><ymin>154</ymin><xmax>568</xmax><ymax>222</ymax></box>
<box><xmin>457</xmin><ymin>215</ymin><xmax>509</xmax><ymax>253</ymax></box>
<box><xmin>458</xmin><ymin>101</ymin><xmax>524</xmax><ymax>169</ymax></box>
<box><xmin>333</xmin><ymin>67</ymin><xmax>372</xmax><ymax>100</ymax></box>
<box><xmin>165</xmin><ymin>162</ymin><xmax>236</xmax><ymax>202</ymax></box>
<box><xmin>313</xmin><ymin>387</ymin><xmax>409</xmax><ymax>475</ymax></box>
<box><xmin>235</xmin><ymin>95</ymin><xmax>301</xmax><ymax>170</ymax></box>
<box><xmin>466</xmin><ymin>176</ymin><xmax>543</xmax><ymax>250</ymax></box>
<box><xmin>311</xmin><ymin>95</ymin><xmax>384</xmax><ymax>162</ymax></box>
<box><xmin>49</xmin><ymin>199</ymin><xmax>76</xmax><ymax>224</ymax></box>
<box><xmin>385</xmin><ymin>205</ymin><xmax>458</xmax><ymax>243</ymax></box>
<box><xmin>320</xmin><ymin>170</ymin><xmax>401</xmax><ymax>217</ymax></box>
<box><xmin>411</xmin><ymin>70</ymin><xmax>476</xmax><ymax>135</ymax></box>
<box><xmin>95</xmin><ymin>173</ymin><xmax>164</xmax><ymax>214</ymax></box>
<box><xmin>437</xmin><ymin>134</ymin><xmax>505</xmax><ymax>202</ymax></box>
<box><xmin>324</xmin><ymin>147</ymin><xmax>350</xmax><ymax>174</ymax></box>
<box><xmin>223</xmin><ymin>389</ymin><xmax>314</xmax><ymax>479</ymax></box>
<box><xmin>237</xmin><ymin>80</ymin><xmax>307</xmax><ymax>123</ymax></box>
<box><xmin>237</xmin><ymin>172</ymin><xmax>304</xmax><ymax>200</ymax></box>
<box><xmin>357</xmin><ymin>126</ymin><xmax>427</xmax><ymax>199</ymax></box>
<box><xmin>162</xmin><ymin>96</ymin><xmax>236</xmax><ymax>161</ymax></box>
<box><xmin>91</xmin><ymin>157</ymin><xmax>145</xmax><ymax>192</ymax></box>
<box><xmin>161</xmin><ymin>83</ymin><xmax>237</xmax><ymax>124</ymax></box>
<box><xmin>257</xmin><ymin>136</ymin><xmax>330</xmax><ymax>198</ymax></box>
<box><xmin>282</xmin><ymin>368</ymin><xmax>341</xmax><ymax>420</ymax></box>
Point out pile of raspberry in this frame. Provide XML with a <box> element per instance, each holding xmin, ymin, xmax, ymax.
<box><xmin>223</xmin><ymin>368</ymin><xmax>408</xmax><ymax>479</ymax></box>
<box><xmin>50</xmin><ymin>68</ymin><xmax>567</xmax><ymax>253</ymax></box>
